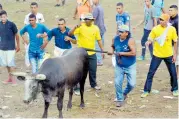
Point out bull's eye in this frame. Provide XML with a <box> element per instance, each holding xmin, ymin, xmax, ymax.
<box><xmin>32</xmin><ymin>86</ymin><xmax>36</xmax><ymax>89</ymax></box>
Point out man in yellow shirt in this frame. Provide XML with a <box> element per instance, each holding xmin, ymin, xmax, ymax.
<box><xmin>141</xmin><ymin>14</ymin><xmax>178</xmax><ymax>98</ymax></box>
<box><xmin>69</xmin><ymin>13</ymin><xmax>104</xmax><ymax>90</ymax></box>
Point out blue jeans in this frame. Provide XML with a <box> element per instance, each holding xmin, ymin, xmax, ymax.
<box><xmin>144</xmin><ymin>55</ymin><xmax>178</xmax><ymax>92</ymax></box>
<box><xmin>115</xmin><ymin>63</ymin><xmax>136</xmax><ymax>101</ymax></box>
<box><xmin>28</xmin><ymin>50</ymin><xmax>44</xmax><ymax>74</ymax></box>
<box><xmin>95</xmin><ymin>34</ymin><xmax>104</xmax><ymax>64</ymax></box>
<box><xmin>141</xmin><ymin>29</ymin><xmax>153</xmax><ymax>57</ymax></box>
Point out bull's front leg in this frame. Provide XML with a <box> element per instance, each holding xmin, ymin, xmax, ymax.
<box><xmin>57</xmin><ymin>88</ymin><xmax>65</xmax><ymax>118</ymax></box>
<box><xmin>67</xmin><ymin>88</ymin><xmax>73</xmax><ymax>110</ymax></box>
<box><xmin>42</xmin><ymin>100</ymin><xmax>50</xmax><ymax>118</ymax></box>
<box><xmin>42</xmin><ymin>90</ymin><xmax>52</xmax><ymax>118</ymax></box>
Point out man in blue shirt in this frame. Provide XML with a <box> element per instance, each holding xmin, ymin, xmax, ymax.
<box><xmin>20</xmin><ymin>14</ymin><xmax>49</xmax><ymax>74</ymax></box>
<box><xmin>151</xmin><ymin>0</ymin><xmax>165</xmax><ymax>20</ymax></box>
<box><xmin>116</xmin><ymin>2</ymin><xmax>130</xmax><ymax>34</ymax></box>
<box><xmin>0</xmin><ymin>10</ymin><xmax>20</xmax><ymax>84</ymax></box>
<box><xmin>47</xmin><ymin>18</ymin><xmax>76</xmax><ymax>57</ymax></box>
<box><xmin>111</xmin><ymin>25</ymin><xmax>136</xmax><ymax>107</ymax></box>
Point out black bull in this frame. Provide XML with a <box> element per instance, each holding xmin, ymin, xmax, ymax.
<box><xmin>14</xmin><ymin>48</ymin><xmax>89</xmax><ymax>118</ymax></box>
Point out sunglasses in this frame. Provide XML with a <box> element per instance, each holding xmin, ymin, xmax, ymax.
<box><xmin>29</xmin><ymin>20</ymin><xmax>35</xmax><ymax>21</ymax></box>
<box><xmin>58</xmin><ymin>24</ymin><xmax>64</xmax><ymax>25</ymax></box>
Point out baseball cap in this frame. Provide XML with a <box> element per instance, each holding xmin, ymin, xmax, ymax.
<box><xmin>118</xmin><ymin>25</ymin><xmax>130</xmax><ymax>32</ymax></box>
<box><xmin>159</xmin><ymin>14</ymin><xmax>170</xmax><ymax>22</ymax></box>
<box><xmin>84</xmin><ymin>13</ymin><xmax>94</xmax><ymax>20</ymax></box>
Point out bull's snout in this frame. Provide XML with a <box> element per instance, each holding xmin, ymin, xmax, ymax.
<box><xmin>23</xmin><ymin>100</ymin><xmax>30</xmax><ymax>104</ymax></box>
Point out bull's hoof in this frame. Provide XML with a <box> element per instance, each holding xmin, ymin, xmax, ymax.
<box><xmin>67</xmin><ymin>102</ymin><xmax>72</xmax><ymax>110</ymax></box>
<box><xmin>80</xmin><ymin>103</ymin><xmax>85</xmax><ymax>109</ymax></box>
<box><xmin>59</xmin><ymin>115</ymin><xmax>63</xmax><ymax>119</ymax></box>
<box><xmin>42</xmin><ymin>115</ymin><xmax>47</xmax><ymax>118</ymax></box>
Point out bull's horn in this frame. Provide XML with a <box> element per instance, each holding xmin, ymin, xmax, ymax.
<box><xmin>10</xmin><ymin>72</ymin><xmax>27</xmax><ymax>77</ymax></box>
<box><xmin>35</xmin><ymin>74</ymin><xmax>46</xmax><ymax>80</ymax></box>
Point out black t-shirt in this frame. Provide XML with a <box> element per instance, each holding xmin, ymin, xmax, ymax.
<box><xmin>170</xmin><ymin>15</ymin><xmax>178</xmax><ymax>36</ymax></box>
<box><xmin>0</xmin><ymin>20</ymin><xmax>18</xmax><ymax>50</ymax></box>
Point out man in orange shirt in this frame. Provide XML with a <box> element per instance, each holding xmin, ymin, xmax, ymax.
<box><xmin>73</xmin><ymin>0</ymin><xmax>93</xmax><ymax>20</ymax></box>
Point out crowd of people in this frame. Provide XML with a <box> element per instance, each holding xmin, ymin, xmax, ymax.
<box><xmin>0</xmin><ymin>0</ymin><xmax>178</xmax><ymax>107</ymax></box>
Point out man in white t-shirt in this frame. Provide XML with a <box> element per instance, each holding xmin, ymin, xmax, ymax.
<box><xmin>24</xmin><ymin>2</ymin><xmax>45</xmax><ymax>25</ymax></box>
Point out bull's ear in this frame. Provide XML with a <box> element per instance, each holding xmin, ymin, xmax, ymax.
<box><xmin>35</xmin><ymin>74</ymin><xmax>46</xmax><ymax>80</ymax></box>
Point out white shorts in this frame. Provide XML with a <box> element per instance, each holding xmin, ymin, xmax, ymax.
<box><xmin>54</xmin><ymin>46</ymin><xmax>67</xmax><ymax>57</ymax></box>
<box><xmin>0</xmin><ymin>50</ymin><xmax>15</xmax><ymax>67</ymax></box>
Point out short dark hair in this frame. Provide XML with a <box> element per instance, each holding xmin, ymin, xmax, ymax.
<box><xmin>116</xmin><ymin>2</ymin><xmax>123</xmax><ymax>7</ymax></box>
<box><xmin>170</xmin><ymin>5</ymin><xmax>178</xmax><ymax>10</ymax></box>
<box><xmin>0</xmin><ymin>10</ymin><xmax>7</xmax><ymax>16</ymax></box>
<box><xmin>30</xmin><ymin>2</ymin><xmax>38</xmax><ymax>7</ymax></box>
<box><xmin>29</xmin><ymin>14</ymin><xmax>36</xmax><ymax>19</ymax></box>
<box><xmin>0</xmin><ymin>4</ymin><xmax>2</xmax><ymax>9</ymax></box>
<box><xmin>58</xmin><ymin>18</ymin><xmax>66</xmax><ymax>23</ymax></box>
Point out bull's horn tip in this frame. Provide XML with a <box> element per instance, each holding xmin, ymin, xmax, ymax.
<box><xmin>36</xmin><ymin>74</ymin><xmax>46</xmax><ymax>80</ymax></box>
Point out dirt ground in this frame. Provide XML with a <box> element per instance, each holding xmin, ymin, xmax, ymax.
<box><xmin>0</xmin><ymin>0</ymin><xmax>178</xmax><ymax>118</ymax></box>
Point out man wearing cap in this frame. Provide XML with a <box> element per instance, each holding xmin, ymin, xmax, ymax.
<box><xmin>141</xmin><ymin>14</ymin><xmax>178</xmax><ymax>98</ymax></box>
<box><xmin>69</xmin><ymin>13</ymin><xmax>104</xmax><ymax>90</ymax></box>
<box><xmin>110</xmin><ymin>25</ymin><xmax>136</xmax><ymax>107</ymax></box>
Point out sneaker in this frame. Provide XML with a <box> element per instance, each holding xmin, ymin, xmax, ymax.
<box><xmin>137</xmin><ymin>56</ymin><xmax>145</xmax><ymax>61</ymax></box>
<box><xmin>114</xmin><ymin>94</ymin><xmax>127</xmax><ymax>102</ymax></box>
<box><xmin>116</xmin><ymin>101</ymin><xmax>124</xmax><ymax>107</ymax></box>
<box><xmin>2</xmin><ymin>79</ymin><xmax>12</xmax><ymax>84</ymax></box>
<box><xmin>141</xmin><ymin>91</ymin><xmax>149</xmax><ymax>98</ymax></box>
<box><xmin>74</xmin><ymin>89</ymin><xmax>80</xmax><ymax>96</ymax></box>
<box><xmin>172</xmin><ymin>90</ymin><xmax>178</xmax><ymax>97</ymax></box>
<box><xmin>55</xmin><ymin>4</ymin><xmax>60</xmax><ymax>7</ymax></box>
<box><xmin>93</xmin><ymin>86</ymin><xmax>101</xmax><ymax>90</ymax></box>
<box><xmin>97</xmin><ymin>62</ymin><xmax>103</xmax><ymax>66</ymax></box>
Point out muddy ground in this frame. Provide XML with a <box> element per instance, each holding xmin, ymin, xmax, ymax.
<box><xmin>0</xmin><ymin>0</ymin><xmax>178</xmax><ymax>118</ymax></box>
